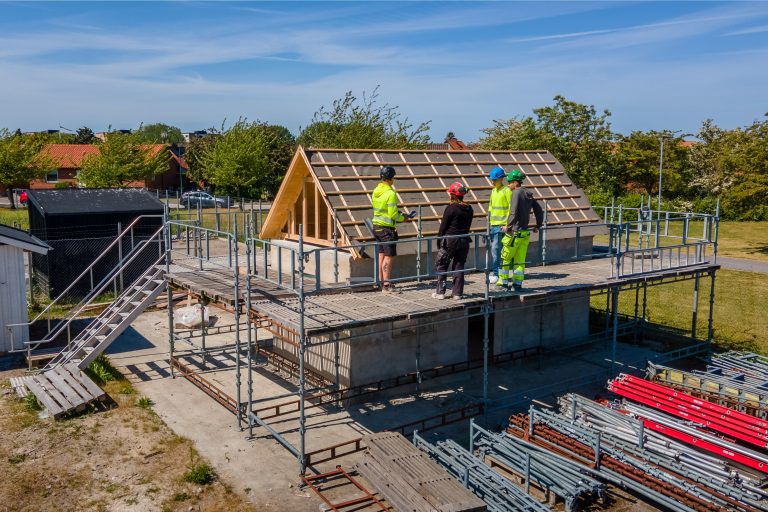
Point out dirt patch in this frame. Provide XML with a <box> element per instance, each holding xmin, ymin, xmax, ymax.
<box><xmin>0</xmin><ymin>368</ymin><xmax>255</xmax><ymax>512</ymax></box>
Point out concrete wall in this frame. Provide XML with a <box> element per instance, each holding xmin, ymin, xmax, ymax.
<box><xmin>493</xmin><ymin>290</ymin><xmax>591</xmax><ymax>354</ymax></box>
<box><xmin>270</xmin><ymin>236</ymin><xmax>594</xmax><ymax>285</ymax></box>
<box><xmin>0</xmin><ymin>245</ymin><xmax>29</xmax><ymax>353</ymax></box>
<box><xmin>268</xmin><ymin>290</ymin><xmax>591</xmax><ymax>387</ymax></box>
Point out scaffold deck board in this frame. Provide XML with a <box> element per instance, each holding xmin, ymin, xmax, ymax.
<box><xmin>15</xmin><ymin>363</ymin><xmax>106</xmax><ymax>419</ymax></box>
<box><xmin>356</xmin><ymin>432</ymin><xmax>486</xmax><ymax>512</ymax></box>
<box><xmin>167</xmin><ymin>253</ymin><xmax>718</xmax><ymax>335</ymax></box>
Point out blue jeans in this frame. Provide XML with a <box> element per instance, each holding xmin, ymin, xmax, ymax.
<box><xmin>489</xmin><ymin>226</ymin><xmax>504</xmax><ymax>276</ymax></box>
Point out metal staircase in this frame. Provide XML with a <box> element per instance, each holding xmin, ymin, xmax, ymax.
<box><xmin>43</xmin><ymin>265</ymin><xmax>166</xmax><ymax>370</ymax></box>
<box><xmin>12</xmin><ymin>216</ymin><xmax>170</xmax><ymax>417</ymax></box>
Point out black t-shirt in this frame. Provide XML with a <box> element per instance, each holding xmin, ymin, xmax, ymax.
<box><xmin>438</xmin><ymin>202</ymin><xmax>474</xmax><ymax>238</ymax></box>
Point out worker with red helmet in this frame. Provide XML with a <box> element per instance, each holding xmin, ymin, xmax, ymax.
<box><xmin>432</xmin><ymin>182</ymin><xmax>474</xmax><ymax>300</ymax></box>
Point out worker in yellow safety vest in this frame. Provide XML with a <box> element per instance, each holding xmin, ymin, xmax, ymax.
<box><xmin>487</xmin><ymin>166</ymin><xmax>511</xmax><ymax>284</ymax></box>
<box><xmin>371</xmin><ymin>166</ymin><xmax>415</xmax><ymax>293</ymax></box>
<box><xmin>498</xmin><ymin>169</ymin><xmax>543</xmax><ymax>291</ymax></box>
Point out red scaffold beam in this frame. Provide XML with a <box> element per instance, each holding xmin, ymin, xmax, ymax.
<box><xmin>639</xmin><ymin>417</ymin><xmax>768</xmax><ymax>474</ymax></box>
<box><xmin>621</xmin><ymin>374</ymin><xmax>768</xmax><ymax>431</ymax></box>
<box><xmin>608</xmin><ymin>381</ymin><xmax>768</xmax><ymax>449</ymax></box>
<box><xmin>612</xmin><ymin>378</ymin><xmax>768</xmax><ymax>442</ymax></box>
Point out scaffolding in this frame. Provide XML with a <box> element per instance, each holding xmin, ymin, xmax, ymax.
<box><xmin>160</xmin><ymin>200</ymin><xmax>721</xmax><ymax>477</ymax></box>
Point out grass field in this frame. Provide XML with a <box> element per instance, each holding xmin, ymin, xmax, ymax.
<box><xmin>593</xmin><ymin>268</ymin><xmax>768</xmax><ymax>354</ymax></box>
<box><xmin>0</xmin><ymin>208</ymin><xmax>28</xmax><ymax>230</ymax></box>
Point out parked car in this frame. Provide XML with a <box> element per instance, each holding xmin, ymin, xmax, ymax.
<box><xmin>181</xmin><ymin>192</ymin><xmax>230</xmax><ymax>209</ymax></box>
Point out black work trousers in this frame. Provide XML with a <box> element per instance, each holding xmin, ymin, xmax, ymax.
<box><xmin>435</xmin><ymin>238</ymin><xmax>470</xmax><ymax>296</ymax></box>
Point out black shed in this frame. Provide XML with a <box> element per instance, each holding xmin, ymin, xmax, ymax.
<box><xmin>27</xmin><ymin>188</ymin><xmax>165</xmax><ymax>299</ymax></box>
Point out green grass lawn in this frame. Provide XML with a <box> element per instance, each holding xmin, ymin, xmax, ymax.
<box><xmin>715</xmin><ymin>221</ymin><xmax>768</xmax><ymax>262</ymax></box>
<box><xmin>593</xmin><ymin>268</ymin><xmax>768</xmax><ymax>354</ymax></box>
<box><xmin>0</xmin><ymin>208</ymin><xmax>28</xmax><ymax>230</ymax></box>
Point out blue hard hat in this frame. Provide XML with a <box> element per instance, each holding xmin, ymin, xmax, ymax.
<box><xmin>489</xmin><ymin>166</ymin><xmax>506</xmax><ymax>181</ymax></box>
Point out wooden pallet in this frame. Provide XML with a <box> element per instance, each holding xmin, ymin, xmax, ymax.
<box><xmin>356</xmin><ymin>432</ymin><xmax>486</xmax><ymax>512</ymax></box>
<box><xmin>14</xmin><ymin>363</ymin><xmax>106</xmax><ymax>419</ymax></box>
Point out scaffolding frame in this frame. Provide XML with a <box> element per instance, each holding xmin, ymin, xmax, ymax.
<box><xmin>161</xmin><ymin>200</ymin><xmax>721</xmax><ymax>476</ymax></box>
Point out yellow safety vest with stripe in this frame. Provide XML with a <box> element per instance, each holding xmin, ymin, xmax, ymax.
<box><xmin>372</xmin><ymin>182</ymin><xmax>405</xmax><ymax>228</ymax></box>
<box><xmin>489</xmin><ymin>186</ymin><xmax>512</xmax><ymax>226</ymax></box>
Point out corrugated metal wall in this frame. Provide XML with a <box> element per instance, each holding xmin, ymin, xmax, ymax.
<box><xmin>0</xmin><ymin>245</ymin><xmax>29</xmax><ymax>353</ymax></box>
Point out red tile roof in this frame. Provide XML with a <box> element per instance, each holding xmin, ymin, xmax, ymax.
<box><xmin>42</xmin><ymin>143</ymin><xmax>170</xmax><ymax>168</ymax></box>
<box><xmin>42</xmin><ymin>144</ymin><xmax>99</xmax><ymax>168</ymax></box>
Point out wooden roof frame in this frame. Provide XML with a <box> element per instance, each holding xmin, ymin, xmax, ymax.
<box><xmin>262</xmin><ymin>146</ymin><xmax>603</xmax><ymax>258</ymax></box>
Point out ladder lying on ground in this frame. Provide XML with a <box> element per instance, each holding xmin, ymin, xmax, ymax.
<box><xmin>14</xmin><ymin>264</ymin><xmax>167</xmax><ymax>418</ymax></box>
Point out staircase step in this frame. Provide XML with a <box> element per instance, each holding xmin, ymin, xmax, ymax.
<box><xmin>83</xmin><ymin>347</ymin><xmax>95</xmax><ymax>354</ymax></box>
<box><xmin>95</xmin><ymin>335</ymin><xmax>107</xmax><ymax>342</ymax></box>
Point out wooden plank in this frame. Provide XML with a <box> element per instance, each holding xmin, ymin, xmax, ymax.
<box><xmin>24</xmin><ymin>375</ymin><xmax>66</xmax><ymax>417</ymax></box>
<box><xmin>9</xmin><ymin>376</ymin><xmax>28</xmax><ymax>398</ymax></box>
<box><xmin>44</xmin><ymin>369</ymin><xmax>88</xmax><ymax>407</ymax></box>
<box><xmin>57</xmin><ymin>365</ymin><xmax>100</xmax><ymax>401</ymax></box>
<box><xmin>33</xmin><ymin>374</ymin><xmax>76</xmax><ymax>412</ymax></box>
<box><xmin>63</xmin><ymin>364</ymin><xmax>105</xmax><ymax>400</ymax></box>
<box><xmin>314</xmin><ymin>183</ymin><xmax>320</xmax><ymax>239</ymax></box>
<box><xmin>313</xmin><ymin>159</ymin><xmax>557</xmax><ymax>166</ymax></box>
<box><xmin>315</xmin><ymin>171</ymin><xmax>565</xmax><ymax>180</ymax></box>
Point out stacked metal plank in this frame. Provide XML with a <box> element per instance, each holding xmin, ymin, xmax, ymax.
<box><xmin>411</xmin><ymin>432</ymin><xmax>549</xmax><ymax>512</ymax></box>
<box><xmin>648</xmin><ymin>362</ymin><xmax>768</xmax><ymax>419</ymax></box>
<box><xmin>507</xmin><ymin>401</ymin><xmax>768</xmax><ymax>512</ymax></box>
<box><xmin>559</xmin><ymin>394</ymin><xmax>768</xmax><ymax>507</ymax></box>
<box><xmin>469</xmin><ymin>421</ymin><xmax>605</xmax><ymax>511</ymax></box>
<box><xmin>609</xmin><ymin>374</ymin><xmax>768</xmax><ymax>450</ymax></box>
<box><xmin>355</xmin><ymin>432</ymin><xmax>487</xmax><ymax>512</ymax></box>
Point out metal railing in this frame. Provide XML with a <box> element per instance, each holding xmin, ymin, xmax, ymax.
<box><xmin>5</xmin><ymin>215</ymin><xmax>165</xmax><ymax>353</ymax></box>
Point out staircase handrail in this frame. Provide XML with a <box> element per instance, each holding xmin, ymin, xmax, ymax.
<box><xmin>22</xmin><ymin>224</ymin><xmax>166</xmax><ymax>352</ymax></box>
<box><xmin>42</xmin><ymin>262</ymin><xmax>165</xmax><ymax>370</ymax></box>
<box><xmin>26</xmin><ymin>214</ymin><xmax>165</xmax><ymax>328</ymax></box>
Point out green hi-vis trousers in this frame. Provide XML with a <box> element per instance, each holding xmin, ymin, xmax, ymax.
<box><xmin>498</xmin><ymin>230</ymin><xmax>531</xmax><ymax>286</ymax></box>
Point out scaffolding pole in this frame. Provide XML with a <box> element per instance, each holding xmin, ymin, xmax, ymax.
<box><xmin>233</xmin><ymin>215</ymin><xmax>242</xmax><ymax>430</ymax></box>
<box><xmin>166</xmin><ymin>212</ymin><xmax>175</xmax><ymax>378</ymax></box>
<box><xmin>483</xmin><ymin>226</ymin><xmax>491</xmax><ymax>417</ymax></box>
<box><xmin>611</xmin><ymin>286</ymin><xmax>620</xmax><ymax>377</ymax></box>
<box><xmin>298</xmin><ymin>224</ymin><xmax>307</xmax><ymax>475</ymax></box>
<box><xmin>707</xmin><ymin>270</ymin><xmax>716</xmax><ymax>346</ymax></box>
<box><xmin>691</xmin><ymin>275</ymin><xmax>700</xmax><ymax>339</ymax></box>
<box><xmin>246</xmin><ymin>222</ymin><xmax>254</xmax><ymax>439</ymax></box>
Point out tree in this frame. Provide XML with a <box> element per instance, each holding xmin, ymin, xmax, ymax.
<box><xmin>297</xmin><ymin>87</ymin><xmax>431</xmax><ymax>149</ymax></box>
<box><xmin>71</xmin><ymin>126</ymin><xmax>97</xmax><ymax>144</ymax></box>
<box><xmin>616</xmin><ymin>131</ymin><xmax>689</xmax><ymax>197</ymax></box>
<box><xmin>444</xmin><ymin>131</ymin><xmax>456</xmax><ymax>142</ymax></box>
<box><xmin>479</xmin><ymin>95</ymin><xmax>619</xmax><ymax>193</ymax></box>
<box><xmin>184</xmin><ymin>128</ymin><xmax>222</xmax><ymax>186</ymax></box>
<box><xmin>136</xmin><ymin>123</ymin><xmax>184</xmax><ymax>144</ymax></box>
<box><xmin>0</xmin><ymin>129</ymin><xmax>55</xmax><ymax>208</ymax></box>
<box><xmin>202</xmin><ymin>119</ymin><xmax>295</xmax><ymax>198</ymax></box>
<box><xmin>78</xmin><ymin>132</ymin><xmax>169</xmax><ymax>187</ymax></box>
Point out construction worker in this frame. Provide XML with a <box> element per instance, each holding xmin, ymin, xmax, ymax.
<box><xmin>498</xmin><ymin>169</ymin><xmax>543</xmax><ymax>291</ymax></box>
<box><xmin>432</xmin><ymin>182</ymin><xmax>474</xmax><ymax>300</ymax></box>
<box><xmin>487</xmin><ymin>166</ymin><xmax>511</xmax><ymax>284</ymax></box>
<box><xmin>372</xmin><ymin>165</ymin><xmax>414</xmax><ymax>293</ymax></box>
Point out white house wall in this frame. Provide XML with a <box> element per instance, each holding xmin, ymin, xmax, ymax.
<box><xmin>0</xmin><ymin>245</ymin><xmax>29</xmax><ymax>353</ymax></box>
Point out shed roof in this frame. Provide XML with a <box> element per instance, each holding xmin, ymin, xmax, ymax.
<box><xmin>27</xmin><ymin>188</ymin><xmax>165</xmax><ymax>217</ymax></box>
<box><xmin>262</xmin><ymin>147</ymin><xmax>603</xmax><ymax>251</ymax></box>
<box><xmin>0</xmin><ymin>224</ymin><xmax>50</xmax><ymax>254</ymax></box>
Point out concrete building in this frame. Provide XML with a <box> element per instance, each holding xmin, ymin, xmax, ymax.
<box><xmin>0</xmin><ymin>224</ymin><xmax>49</xmax><ymax>353</ymax></box>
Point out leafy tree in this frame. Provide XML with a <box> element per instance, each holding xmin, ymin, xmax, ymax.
<box><xmin>444</xmin><ymin>131</ymin><xmax>456</xmax><ymax>142</ymax></box>
<box><xmin>479</xmin><ymin>95</ymin><xmax>619</xmax><ymax>193</ymax></box>
<box><xmin>136</xmin><ymin>123</ymin><xmax>184</xmax><ymax>144</ymax></box>
<box><xmin>0</xmin><ymin>129</ymin><xmax>55</xmax><ymax>208</ymax></box>
<box><xmin>616</xmin><ymin>131</ymin><xmax>689</xmax><ymax>197</ymax></box>
<box><xmin>202</xmin><ymin>119</ymin><xmax>295</xmax><ymax>198</ymax></box>
<box><xmin>71</xmin><ymin>126</ymin><xmax>97</xmax><ymax>144</ymax></box>
<box><xmin>184</xmin><ymin>127</ymin><xmax>222</xmax><ymax>186</ymax></box>
<box><xmin>297</xmin><ymin>87</ymin><xmax>431</xmax><ymax>149</ymax></box>
<box><xmin>78</xmin><ymin>132</ymin><xmax>169</xmax><ymax>187</ymax></box>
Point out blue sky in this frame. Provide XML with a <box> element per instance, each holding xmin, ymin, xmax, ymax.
<box><xmin>1</xmin><ymin>1</ymin><xmax>767</xmax><ymax>141</ymax></box>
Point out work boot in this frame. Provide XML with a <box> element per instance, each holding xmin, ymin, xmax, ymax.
<box><xmin>496</xmin><ymin>280</ymin><xmax>508</xmax><ymax>289</ymax></box>
<box><xmin>512</xmin><ymin>283</ymin><xmax>523</xmax><ymax>292</ymax></box>
<box><xmin>431</xmin><ymin>292</ymin><xmax>445</xmax><ymax>300</ymax></box>
<box><xmin>488</xmin><ymin>275</ymin><xmax>499</xmax><ymax>285</ymax></box>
